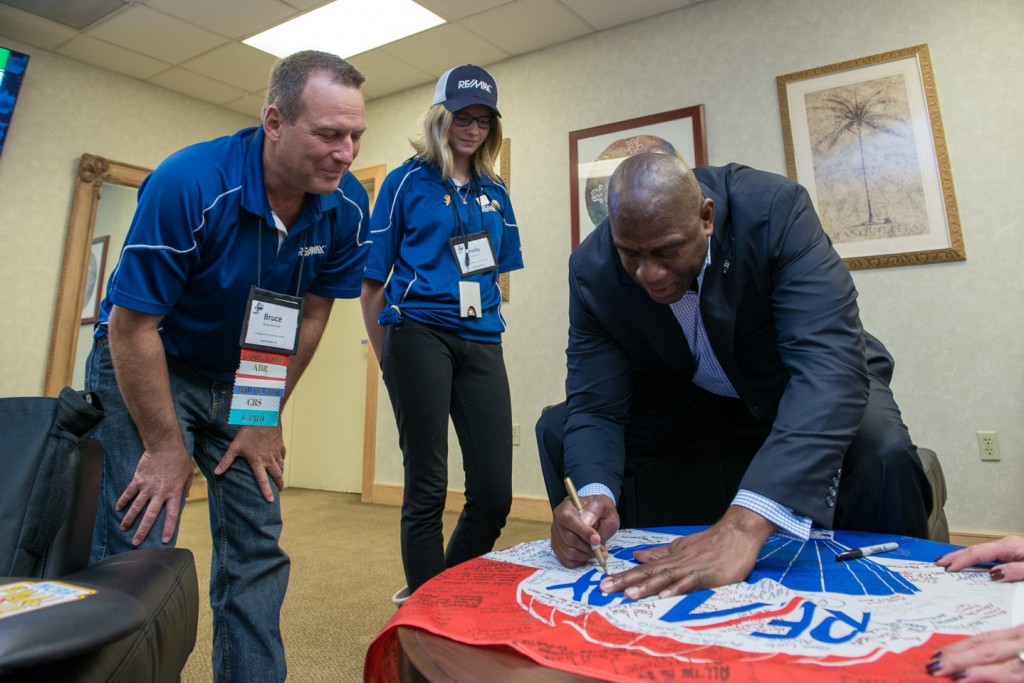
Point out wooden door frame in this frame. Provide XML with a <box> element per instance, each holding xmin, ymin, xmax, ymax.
<box><xmin>353</xmin><ymin>164</ymin><xmax>387</xmax><ymax>502</ymax></box>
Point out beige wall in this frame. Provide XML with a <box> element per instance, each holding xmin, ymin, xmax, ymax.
<box><xmin>355</xmin><ymin>0</ymin><xmax>1024</xmax><ymax>536</ymax></box>
<box><xmin>3</xmin><ymin>0</ymin><xmax>1022</xmax><ymax>536</ymax></box>
<box><xmin>0</xmin><ymin>35</ymin><xmax>257</xmax><ymax>397</ymax></box>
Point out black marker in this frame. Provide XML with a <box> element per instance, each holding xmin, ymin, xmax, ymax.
<box><xmin>835</xmin><ymin>542</ymin><xmax>898</xmax><ymax>562</ymax></box>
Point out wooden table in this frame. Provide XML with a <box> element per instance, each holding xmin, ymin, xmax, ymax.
<box><xmin>365</xmin><ymin>528</ymin><xmax>1009</xmax><ymax>683</ymax></box>
<box><xmin>397</xmin><ymin>626</ymin><xmax>596</xmax><ymax>682</ymax></box>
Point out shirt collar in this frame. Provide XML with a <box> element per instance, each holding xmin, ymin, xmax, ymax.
<box><xmin>240</xmin><ymin>126</ymin><xmax>268</xmax><ymax>219</ymax></box>
<box><xmin>693</xmin><ymin>236</ymin><xmax>712</xmax><ymax>293</ymax></box>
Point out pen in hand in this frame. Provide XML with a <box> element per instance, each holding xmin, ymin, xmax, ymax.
<box><xmin>564</xmin><ymin>476</ymin><xmax>609</xmax><ymax>574</ymax></box>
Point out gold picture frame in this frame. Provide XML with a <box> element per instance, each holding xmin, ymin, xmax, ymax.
<box><xmin>45</xmin><ymin>154</ymin><xmax>151</xmax><ymax>397</ymax></box>
<box><xmin>777</xmin><ymin>44</ymin><xmax>965</xmax><ymax>270</ymax></box>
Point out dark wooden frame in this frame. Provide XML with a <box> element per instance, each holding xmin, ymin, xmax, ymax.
<box><xmin>569</xmin><ymin>105</ymin><xmax>707</xmax><ymax>249</ymax></box>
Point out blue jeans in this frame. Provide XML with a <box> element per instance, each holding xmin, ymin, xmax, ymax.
<box><xmin>87</xmin><ymin>338</ymin><xmax>290</xmax><ymax>683</ymax></box>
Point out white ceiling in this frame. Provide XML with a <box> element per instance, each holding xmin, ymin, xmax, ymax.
<box><xmin>0</xmin><ymin>0</ymin><xmax>707</xmax><ymax>119</ymax></box>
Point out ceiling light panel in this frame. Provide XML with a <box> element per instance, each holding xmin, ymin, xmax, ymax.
<box><xmin>244</xmin><ymin>0</ymin><xmax>445</xmax><ymax>59</ymax></box>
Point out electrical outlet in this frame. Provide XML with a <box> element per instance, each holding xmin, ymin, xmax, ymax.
<box><xmin>977</xmin><ymin>431</ymin><xmax>1001</xmax><ymax>461</ymax></box>
<box><xmin>512</xmin><ymin>423</ymin><xmax>521</xmax><ymax>446</ymax></box>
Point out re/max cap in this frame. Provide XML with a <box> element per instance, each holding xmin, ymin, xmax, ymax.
<box><xmin>432</xmin><ymin>64</ymin><xmax>500</xmax><ymax>117</ymax></box>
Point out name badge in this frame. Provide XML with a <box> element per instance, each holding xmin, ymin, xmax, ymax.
<box><xmin>458</xmin><ymin>281</ymin><xmax>482</xmax><ymax>319</ymax></box>
<box><xmin>230</xmin><ymin>286</ymin><xmax>302</xmax><ymax>427</ymax></box>
<box><xmin>449</xmin><ymin>231</ymin><xmax>497</xmax><ymax>277</ymax></box>
<box><xmin>228</xmin><ymin>350</ymin><xmax>289</xmax><ymax>427</ymax></box>
<box><xmin>239</xmin><ymin>286</ymin><xmax>303</xmax><ymax>355</ymax></box>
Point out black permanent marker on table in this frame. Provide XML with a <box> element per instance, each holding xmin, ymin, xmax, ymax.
<box><xmin>835</xmin><ymin>542</ymin><xmax>899</xmax><ymax>562</ymax></box>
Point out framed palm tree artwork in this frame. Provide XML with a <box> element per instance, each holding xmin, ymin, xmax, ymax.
<box><xmin>777</xmin><ymin>44</ymin><xmax>965</xmax><ymax>270</ymax></box>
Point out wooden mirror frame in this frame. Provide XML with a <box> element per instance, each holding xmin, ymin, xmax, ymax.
<box><xmin>44</xmin><ymin>154</ymin><xmax>151</xmax><ymax>397</ymax></box>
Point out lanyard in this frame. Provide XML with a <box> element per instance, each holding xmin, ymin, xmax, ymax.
<box><xmin>447</xmin><ymin>177</ymin><xmax>478</xmax><ymax>268</ymax></box>
<box><xmin>243</xmin><ymin>129</ymin><xmax>308</xmax><ymax>298</ymax></box>
<box><xmin>256</xmin><ymin>215</ymin><xmax>307</xmax><ymax>298</ymax></box>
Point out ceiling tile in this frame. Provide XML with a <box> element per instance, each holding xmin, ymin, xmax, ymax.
<box><xmin>346</xmin><ymin>50</ymin><xmax>436</xmax><ymax>101</ymax></box>
<box><xmin>179</xmin><ymin>43</ymin><xmax>279</xmax><ymax>93</ymax></box>
<box><xmin>1</xmin><ymin>0</ymin><xmax>708</xmax><ymax>106</ymax></box>
<box><xmin>86</xmin><ymin>4</ymin><xmax>226</xmax><ymax>64</ymax></box>
<box><xmin>223</xmin><ymin>91</ymin><xmax>266</xmax><ymax>119</ymax></box>
<box><xmin>55</xmin><ymin>34</ymin><xmax>171</xmax><ymax>80</ymax></box>
<box><xmin>0</xmin><ymin>0</ymin><xmax>128</xmax><ymax>31</ymax></box>
<box><xmin>143</xmin><ymin>0</ymin><xmax>299</xmax><ymax>40</ymax></box>
<box><xmin>559</xmin><ymin>0</ymin><xmax>697</xmax><ymax>31</ymax></box>
<box><xmin>148</xmin><ymin>67</ymin><xmax>246</xmax><ymax>105</ymax></box>
<box><xmin>381</xmin><ymin>23</ymin><xmax>511</xmax><ymax>75</ymax></box>
<box><xmin>0</xmin><ymin>4</ymin><xmax>78</xmax><ymax>50</ymax></box>
<box><xmin>461</xmin><ymin>0</ymin><xmax>591</xmax><ymax>55</ymax></box>
<box><xmin>415</xmin><ymin>0</ymin><xmax>516</xmax><ymax>21</ymax></box>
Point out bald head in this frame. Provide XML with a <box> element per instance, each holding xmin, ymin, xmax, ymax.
<box><xmin>606</xmin><ymin>152</ymin><xmax>714</xmax><ymax>305</ymax></box>
<box><xmin>607</xmin><ymin>152</ymin><xmax>704</xmax><ymax>229</ymax></box>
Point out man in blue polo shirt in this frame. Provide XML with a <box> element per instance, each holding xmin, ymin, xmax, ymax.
<box><xmin>86</xmin><ymin>51</ymin><xmax>369</xmax><ymax>682</ymax></box>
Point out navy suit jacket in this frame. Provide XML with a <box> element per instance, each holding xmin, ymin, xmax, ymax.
<box><xmin>563</xmin><ymin>163</ymin><xmax>893</xmax><ymax>528</ymax></box>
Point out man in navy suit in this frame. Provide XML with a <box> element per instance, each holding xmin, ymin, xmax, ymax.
<box><xmin>538</xmin><ymin>152</ymin><xmax>930</xmax><ymax>600</ymax></box>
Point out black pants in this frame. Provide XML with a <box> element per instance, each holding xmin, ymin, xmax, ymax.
<box><xmin>382</xmin><ymin>319</ymin><xmax>513</xmax><ymax>592</ymax></box>
<box><xmin>536</xmin><ymin>371</ymin><xmax>932</xmax><ymax>538</ymax></box>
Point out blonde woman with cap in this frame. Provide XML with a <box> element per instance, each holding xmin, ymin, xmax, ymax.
<box><xmin>360</xmin><ymin>65</ymin><xmax>523</xmax><ymax>604</ymax></box>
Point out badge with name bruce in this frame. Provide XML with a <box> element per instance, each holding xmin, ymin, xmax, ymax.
<box><xmin>230</xmin><ymin>287</ymin><xmax>303</xmax><ymax>427</ymax></box>
<box><xmin>239</xmin><ymin>286</ymin><xmax>303</xmax><ymax>355</ymax></box>
<box><xmin>449</xmin><ymin>231</ymin><xmax>497</xmax><ymax>277</ymax></box>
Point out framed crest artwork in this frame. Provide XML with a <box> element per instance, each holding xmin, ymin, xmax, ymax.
<box><xmin>569</xmin><ymin>105</ymin><xmax>707</xmax><ymax>249</ymax></box>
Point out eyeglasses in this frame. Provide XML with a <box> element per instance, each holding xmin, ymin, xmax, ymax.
<box><xmin>451</xmin><ymin>112</ymin><xmax>494</xmax><ymax>129</ymax></box>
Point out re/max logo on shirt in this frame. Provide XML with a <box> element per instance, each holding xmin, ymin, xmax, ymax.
<box><xmin>477</xmin><ymin>194</ymin><xmax>501</xmax><ymax>213</ymax></box>
<box><xmin>297</xmin><ymin>244</ymin><xmax>326</xmax><ymax>257</ymax></box>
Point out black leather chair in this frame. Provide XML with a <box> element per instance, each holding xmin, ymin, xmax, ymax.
<box><xmin>0</xmin><ymin>391</ymin><xmax>199</xmax><ymax>682</ymax></box>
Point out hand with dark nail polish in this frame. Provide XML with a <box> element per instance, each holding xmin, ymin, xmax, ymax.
<box><xmin>927</xmin><ymin>536</ymin><xmax>1024</xmax><ymax>681</ymax></box>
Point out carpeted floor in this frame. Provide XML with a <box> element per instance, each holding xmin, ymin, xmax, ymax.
<box><xmin>176</xmin><ymin>488</ymin><xmax>551</xmax><ymax>682</ymax></box>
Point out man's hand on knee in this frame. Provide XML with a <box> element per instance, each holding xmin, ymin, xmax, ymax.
<box><xmin>215</xmin><ymin>425</ymin><xmax>286</xmax><ymax>502</ymax></box>
<box><xmin>117</xmin><ymin>444</ymin><xmax>194</xmax><ymax>545</ymax></box>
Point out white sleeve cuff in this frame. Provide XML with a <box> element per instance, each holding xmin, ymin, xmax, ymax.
<box><xmin>732</xmin><ymin>489</ymin><xmax>812</xmax><ymax>541</ymax></box>
<box><xmin>577</xmin><ymin>483</ymin><xmax>616</xmax><ymax>506</ymax></box>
